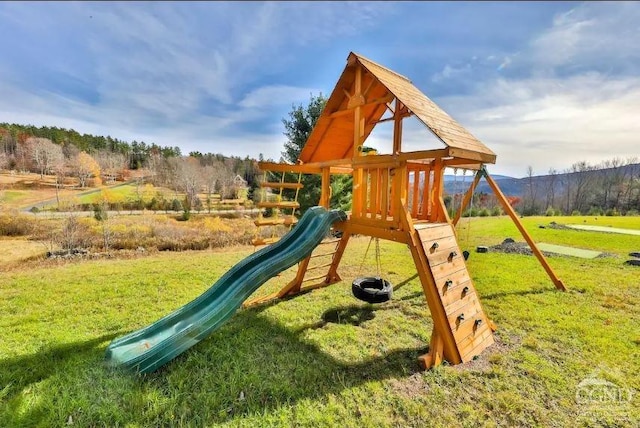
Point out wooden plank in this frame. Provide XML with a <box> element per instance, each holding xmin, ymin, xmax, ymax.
<box><xmin>370</xmin><ymin>167</ymin><xmax>379</xmax><ymax>216</ymax></box>
<box><xmin>260</xmin><ymin>182</ymin><xmax>304</xmax><ymax>189</ymax></box>
<box><xmin>360</xmin><ymin>168</ymin><xmax>369</xmax><ymax>217</ymax></box>
<box><xmin>340</xmin><ymin>221</ymin><xmax>409</xmax><ymax>244</ymax></box>
<box><xmin>254</xmin><ymin>216</ymin><xmax>298</xmax><ymax>227</ymax></box>
<box><xmin>257</xmin><ymin>201</ymin><xmax>300</xmax><ymax>209</ymax></box>
<box><xmin>442</xmin><ymin>287</ymin><xmax>476</xmax><ymax>314</ymax></box>
<box><xmin>447</xmin><ymin>147</ymin><xmax>497</xmax><ymax>164</ymax></box>
<box><xmin>430</xmin><ymin>257</ymin><xmax>468</xmax><ymax>282</ymax></box>
<box><xmin>420</xmin><ymin>169</ymin><xmax>431</xmax><ymax>219</ymax></box>
<box><xmin>417</xmin><ymin>223</ymin><xmax>455</xmax><ymax>242</ymax></box>
<box><xmin>460</xmin><ymin>332</ymin><xmax>495</xmax><ymax>362</ymax></box>
<box><xmin>411</xmin><ymin>170</ymin><xmax>420</xmax><ymax>217</ymax></box>
<box><xmin>380</xmin><ymin>168</ymin><xmax>389</xmax><ymax>220</ymax></box>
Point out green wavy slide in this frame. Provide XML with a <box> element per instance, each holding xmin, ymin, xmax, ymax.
<box><xmin>105</xmin><ymin>206</ymin><xmax>346</xmax><ymax>374</ymax></box>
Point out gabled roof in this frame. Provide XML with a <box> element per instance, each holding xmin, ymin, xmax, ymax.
<box><xmin>298</xmin><ymin>52</ymin><xmax>496</xmax><ymax>164</ymax></box>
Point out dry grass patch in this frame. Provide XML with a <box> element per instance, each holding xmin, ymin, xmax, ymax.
<box><xmin>0</xmin><ymin>238</ymin><xmax>48</xmax><ymax>268</ymax></box>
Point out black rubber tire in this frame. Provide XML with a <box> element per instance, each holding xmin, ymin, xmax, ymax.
<box><xmin>352</xmin><ymin>277</ymin><xmax>393</xmax><ymax>304</ymax></box>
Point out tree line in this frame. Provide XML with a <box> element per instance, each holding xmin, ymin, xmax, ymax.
<box><xmin>520</xmin><ymin>159</ymin><xmax>640</xmax><ymax>216</ymax></box>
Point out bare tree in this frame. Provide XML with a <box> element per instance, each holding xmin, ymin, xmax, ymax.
<box><xmin>545</xmin><ymin>167</ymin><xmax>558</xmax><ymax>210</ymax></box>
<box><xmin>173</xmin><ymin>157</ymin><xmax>203</xmax><ymax>209</ymax></box>
<box><xmin>27</xmin><ymin>137</ymin><xmax>64</xmax><ymax>178</ymax></box>
<box><xmin>95</xmin><ymin>150</ymin><xmax>126</xmax><ymax>184</ymax></box>
<box><xmin>523</xmin><ymin>166</ymin><xmax>539</xmax><ymax>215</ymax></box>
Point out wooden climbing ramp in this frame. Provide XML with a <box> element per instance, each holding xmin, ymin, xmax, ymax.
<box><xmin>413</xmin><ymin>223</ymin><xmax>494</xmax><ymax>368</ymax></box>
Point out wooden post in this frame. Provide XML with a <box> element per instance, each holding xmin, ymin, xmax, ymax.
<box><xmin>352</xmin><ymin>65</ymin><xmax>364</xmax><ymax>218</ymax></box>
<box><xmin>453</xmin><ymin>172</ymin><xmax>481</xmax><ymax>226</ymax></box>
<box><xmin>320</xmin><ymin>167</ymin><xmax>331</xmax><ymax>209</ymax></box>
<box><xmin>325</xmin><ymin>231</ymin><xmax>351</xmax><ymax>283</ymax></box>
<box><xmin>393</xmin><ymin>99</ymin><xmax>403</xmax><ymax>154</ymax></box>
<box><xmin>483</xmin><ymin>171</ymin><xmax>567</xmax><ymax>291</ymax></box>
<box><xmin>430</xmin><ymin>159</ymin><xmax>444</xmax><ymax>222</ymax></box>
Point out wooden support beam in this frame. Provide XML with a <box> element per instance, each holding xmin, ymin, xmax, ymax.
<box><xmin>393</xmin><ymin>99</ymin><xmax>403</xmax><ymax>154</ymax></box>
<box><xmin>420</xmin><ymin>168</ymin><xmax>431</xmax><ymax>220</ymax></box>
<box><xmin>328</xmin><ymin>94</ymin><xmax>395</xmax><ymax>119</ymax></box>
<box><xmin>336</xmin><ymin>221</ymin><xmax>409</xmax><ymax>244</ymax></box>
<box><xmin>447</xmin><ymin>147</ymin><xmax>497</xmax><ymax>164</ymax></box>
<box><xmin>483</xmin><ymin>171</ymin><xmax>567</xmax><ymax>291</ymax></box>
<box><xmin>325</xmin><ymin>232</ymin><xmax>351</xmax><ymax>283</ymax></box>
<box><xmin>319</xmin><ymin>167</ymin><xmax>331</xmax><ymax>208</ymax></box>
<box><xmin>429</xmin><ymin>158</ymin><xmax>444</xmax><ymax>222</ymax></box>
<box><xmin>258</xmin><ymin>162</ymin><xmax>352</xmax><ymax>175</ymax></box>
<box><xmin>453</xmin><ymin>171</ymin><xmax>481</xmax><ymax>226</ymax></box>
<box><xmin>411</xmin><ymin>170</ymin><xmax>420</xmax><ymax>218</ymax></box>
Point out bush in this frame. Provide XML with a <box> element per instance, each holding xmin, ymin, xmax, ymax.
<box><xmin>0</xmin><ymin>211</ymin><xmax>38</xmax><ymax>236</ymax></box>
<box><xmin>478</xmin><ymin>208</ymin><xmax>490</xmax><ymax>217</ymax></box>
<box><xmin>171</xmin><ymin>199</ymin><xmax>183</xmax><ymax>212</ymax></box>
<box><xmin>545</xmin><ymin>207</ymin><xmax>556</xmax><ymax>217</ymax></box>
<box><xmin>93</xmin><ymin>203</ymin><xmax>108</xmax><ymax>221</ymax></box>
<box><xmin>571</xmin><ymin>210</ymin><xmax>582</xmax><ymax>216</ymax></box>
<box><xmin>491</xmin><ymin>206</ymin><xmax>503</xmax><ymax>216</ymax></box>
<box><xmin>605</xmin><ymin>208</ymin><xmax>620</xmax><ymax>216</ymax></box>
<box><xmin>587</xmin><ymin>206</ymin><xmax>603</xmax><ymax>216</ymax></box>
<box><xmin>626</xmin><ymin>209</ymin><xmax>639</xmax><ymax>216</ymax></box>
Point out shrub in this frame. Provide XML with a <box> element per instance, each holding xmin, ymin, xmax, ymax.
<box><xmin>478</xmin><ymin>208</ymin><xmax>490</xmax><ymax>217</ymax></box>
<box><xmin>571</xmin><ymin>210</ymin><xmax>582</xmax><ymax>216</ymax></box>
<box><xmin>545</xmin><ymin>207</ymin><xmax>556</xmax><ymax>217</ymax></box>
<box><xmin>0</xmin><ymin>211</ymin><xmax>38</xmax><ymax>236</ymax></box>
<box><xmin>587</xmin><ymin>206</ymin><xmax>603</xmax><ymax>216</ymax></box>
<box><xmin>605</xmin><ymin>208</ymin><xmax>620</xmax><ymax>216</ymax></box>
<box><xmin>171</xmin><ymin>199</ymin><xmax>183</xmax><ymax>212</ymax></box>
<box><xmin>626</xmin><ymin>209</ymin><xmax>638</xmax><ymax>216</ymax></box>
<box><xmin>491</xmin><ymin>206</ymin><xmax>503</xmax><ymax>216</ymax></box>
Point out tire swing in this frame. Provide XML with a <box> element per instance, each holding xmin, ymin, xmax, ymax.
<box><xmin>352</xmin><ymin>237</ymin><xmax>393</xmax><ymax>304</ymax></box>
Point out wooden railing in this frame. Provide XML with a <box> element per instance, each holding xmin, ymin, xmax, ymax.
<box><xmin>350</xmin><ymin>156</ymin><xmax>447</xmax><ymax>229</ymax></box>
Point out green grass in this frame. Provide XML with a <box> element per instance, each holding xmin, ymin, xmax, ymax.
<box><xmin>1</xmin><ymin>216</ymin><xmax>639</xmax><ymax>427</ymax></box>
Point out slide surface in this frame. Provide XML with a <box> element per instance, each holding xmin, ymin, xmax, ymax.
<box><xmin>105</xmin><ymin>206</ymin><xmax>346</xmax><ymax>374</ymax></box>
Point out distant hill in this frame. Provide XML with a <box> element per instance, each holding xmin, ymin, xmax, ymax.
<box><xmin>444</xmin><ymin>163</ymin><xmax>640</xmax><ymax>197</ymax></box>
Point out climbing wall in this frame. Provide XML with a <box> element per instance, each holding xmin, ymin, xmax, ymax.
<box><xmin>416</xmin><ymin>223</ymin><xmax>494</xmax><ymax>363</ymax></box>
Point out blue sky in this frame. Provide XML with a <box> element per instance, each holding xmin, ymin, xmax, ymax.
<box><xmin>0</xmin><ymin>2</ymin><xmax>638</xmax><ymax>177</ymax></box>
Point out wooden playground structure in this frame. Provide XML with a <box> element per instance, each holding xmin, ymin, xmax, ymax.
<box><xmin>245</xmin><ymin>52</ymin><xmax>566</xmax><ymax>369</ymax></box>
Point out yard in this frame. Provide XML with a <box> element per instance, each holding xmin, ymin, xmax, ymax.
<box><xmin>1</xmin><ymin>216</ymin><xmax>639</xmax><ymax>427</ymax></box>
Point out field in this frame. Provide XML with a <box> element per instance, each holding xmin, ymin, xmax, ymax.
<box><xmin>1</xmin><ymin>216</ymin><xmax>639</xmax><ymax>427</ymax></box>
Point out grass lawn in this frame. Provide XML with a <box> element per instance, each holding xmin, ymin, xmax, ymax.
<box><xmin>1</xmin><ymin>216</ymin><xmax>639</xmax><ymax>427</ymax></box>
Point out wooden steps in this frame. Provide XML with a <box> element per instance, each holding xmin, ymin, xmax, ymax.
<box><xmin>251</xmin><ymin>237</ymin><xmax>280</xmax><ymax>246</ymax></box>
<box><xmin>416</xmin><ymin>223</ymin><xmax>494</xmax><ymax>363</ymax></box>
<box><xmin>260</xmin><ymin>182</ymin><xmax>304</xmax><ymax>189</ymax></box>
<box><xmin>257</xmin><ymin>201</ymin><xmax>300</xmax><ymax>209</ymax></box>
<box><xmin>254</xmin><ymin>216</ymin><xmax>298</xmax><ymax>227</ymax></box>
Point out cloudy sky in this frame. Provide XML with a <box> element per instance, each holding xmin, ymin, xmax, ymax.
<box><xmin>0</xmin><ymin>2</ymin><xmax>638</xmax><ymax>177</ymax></box>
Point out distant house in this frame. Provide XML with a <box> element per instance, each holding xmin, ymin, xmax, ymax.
<box><xmin>233</xmin><ymin>174</ymin><xmax>248</xmax><ymax>187</ymax></box>
<box><xmin>233</xmin><ymin>174</ymin><xmax>249</xmax><ymax>199</ymax></box>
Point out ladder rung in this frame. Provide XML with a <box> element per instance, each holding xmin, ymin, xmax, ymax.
<box><xmin>303</xmin><ymin>273</ymin><xmax>329</xmax><ymax>283</ymax></box>
<box><xmin>254</xmin><ymin>216</ymin><xmax>298</xmax><ymax>226</ymax></box>
<box><xmin>307</xmin><ymin>262</ymin><xmax>333</xmax><ymax>271</ymax></box>
<box><xmin>252</xmin><ymin>237</ymin><xmax>280</xmax><ymax>246</ymax></box>
<box><xmin>318</xmin><ymin>239</ymin><xmax>341</xmax><ymax>245</ymax></box>
<box><xmin>310</xmin><ymin>251</ymin><xmax>337</xmax><ymax>259</ymax></box>
<box><xmin>260</xmin><ymin>182</ymin><xmax>304</xmax><ymax>189</ymax></box>
<box><xmin>257</xmin><ymin>201</ymin><xmax>300</xmax><ymax>209</ymax></box>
